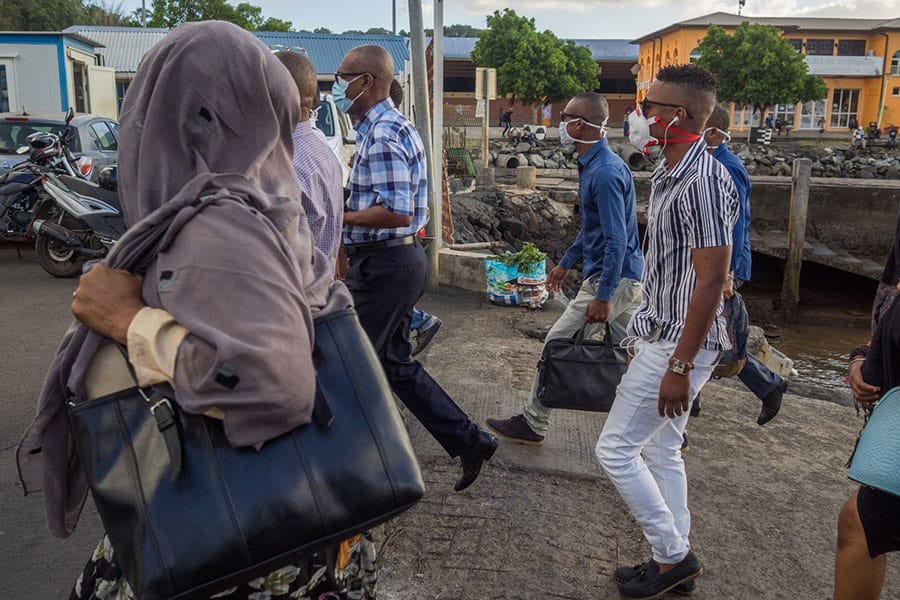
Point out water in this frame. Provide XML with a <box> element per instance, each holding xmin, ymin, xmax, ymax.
<box><xmin>766</xmin><ymin>324</ymin><xmax>870</xmax><ymax>390</ymax></box>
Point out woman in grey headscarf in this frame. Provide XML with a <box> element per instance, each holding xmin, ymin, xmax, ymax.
<box><xmin>17</xmin><ymin>20</ymin><xmax>375</xmax><ymax>599</ymax></box>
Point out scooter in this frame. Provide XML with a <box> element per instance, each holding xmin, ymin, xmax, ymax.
<box><xmin>31</xmin><ymin>166</ymin><xmax>124</xmax><ymax>277</ymax></box>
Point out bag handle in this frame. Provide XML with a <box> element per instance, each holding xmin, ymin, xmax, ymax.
<box><xmin>572</xmin><ymin>321</ymin><xmax>616</xmax><ymax>350</ymax></box>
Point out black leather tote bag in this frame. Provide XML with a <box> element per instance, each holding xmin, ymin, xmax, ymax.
<box><xmin>536</xmin><ymin>322</ymin><xmax>626</xmax><ymax>412</ymax></box>
<box><xmin>68</xmin><ymin>307</ymin><xmax>425</xmax><ymax>600</ymax></box>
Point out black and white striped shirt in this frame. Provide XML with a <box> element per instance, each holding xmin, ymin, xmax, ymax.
<box><xmin>628</xmin><ymin>140</ymin><xmax>739</xmax><ymax>351</ymax></box>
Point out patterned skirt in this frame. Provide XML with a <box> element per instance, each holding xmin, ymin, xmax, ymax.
<box><xmin>70</xmin><ymin>532</ymin><xmax>377</xmax><ymax>600</ymax></box>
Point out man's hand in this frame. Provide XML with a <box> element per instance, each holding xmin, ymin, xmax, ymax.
<box><xmin>71</xmin><ymin>265</ymin><xmax>145</xmax><ymax>344</ymax></box>
<box><xmin>585</xmin><ymin>299</ymin><xmax>610</xmax><ymax>324</ymax></box>
<box><xmin>658</xmin><ymin>370</ymin><xmax>691</xmax><ymax>418</ymax></box>
<box><xmin>722</xmin><ymin>277</ymin><xmax>734</xmax><ymax>300</ymax></box>
<box><xmin>546</xmin><ymin>265</ymin><xmax>568</xmax><ymax>293</ymax></box>
<box><xmin>848</xmin><ymin>360</ymin><xmax>880</xmax><ymax>407</ymax></box>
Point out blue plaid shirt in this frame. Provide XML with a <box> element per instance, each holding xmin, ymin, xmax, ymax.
<box><xmin>343</xmin><ymin>99</ymin><xmax>428</xmax><ymax>243</ymax></box>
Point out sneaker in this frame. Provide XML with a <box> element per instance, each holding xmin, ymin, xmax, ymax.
<box><xmin>614</xmin><ymin>560</ymin><xmax>695</xmax><ymax>596</ymax></box>
<box><xmin>617</xmin><ymin>552</ymin><xmax>702</xmax><ymax>599</ymax></box>
<box><xmin>486</xmin><ymin>414</ymin><xmax>545</xmax><ymax>446</ymax></box>
<box><xmin>757</xmin><ymin>378</ymin><xmax>787</xmax><ymax>426</ymax></box>
<box><xmin>412</xmin><ymin>317</ymin><xmax>442</xmax><ymax>357</ymax></box>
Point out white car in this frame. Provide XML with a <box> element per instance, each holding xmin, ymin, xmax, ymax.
<box><xmin>315</xmin><ymin>93</ymin><xmax>354</xmax><ymax>183</ymax></box>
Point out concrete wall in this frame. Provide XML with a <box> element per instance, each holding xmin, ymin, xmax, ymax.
<box><xmin>634</xmin><ymin>175</ymin><xmax>900</xmax><ymax>257</ymax></box>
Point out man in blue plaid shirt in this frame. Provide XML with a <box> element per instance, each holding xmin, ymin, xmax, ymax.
<box><xmin>338</xmin><ymin>45</ymin><xmax>498</xmax><ymax>492</ymax></box>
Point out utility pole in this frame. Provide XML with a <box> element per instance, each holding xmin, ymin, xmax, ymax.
<box><xmin>392</xmin><ymin>0</ymin><xmax>396</xmax><ymax>35</ymax></box>
<box><xmin>738</xmin><ymin>0</ymin><xmax>746</xmax><ymax>15</ymax></box>
<box><xmin>408</xmin><ymin>0</ymin><xmax>439</xmax><ymax>288</ymax></box>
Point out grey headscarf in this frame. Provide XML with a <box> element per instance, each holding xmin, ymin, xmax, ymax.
<box><xmin>17</xmin><ymin>21</ymin><xmax>352</xmax><ymax>538</ymax></box>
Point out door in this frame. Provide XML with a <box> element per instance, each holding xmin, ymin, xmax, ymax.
<box><xmin>87</xmin><ymin>65</ymin><xmax>117</xmax><ymax>119</ymax></box>
<box><xmin>0</xmin><ymin>60</ymin><xmax>17</xmax><ymax>113</ymax></box>
<box><xmin>72</xmin><ymin>62</ymin><xmax>88</xmax><ymax>113</ymax></box>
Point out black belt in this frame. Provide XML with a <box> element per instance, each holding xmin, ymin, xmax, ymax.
<box><xmin>345</xmin><ymin>235</ymin><xmax>416</xmax><ymax>256</ymax></box>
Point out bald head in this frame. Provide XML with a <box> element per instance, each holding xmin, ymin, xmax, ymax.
<box><xmin>706</xmin><ymin>104</ymin><xmax>730</xmax><ymax>132</ymax></box>
<box><xmin>571</xmin><ymin>92</ymin><xmax>609</xmax><ymax>124</ymax></box>
<box><xmin>276</xmin><ymin>51</ymin><xmax>318</xmax><ymax>117</ymax></box>
<box><xmin>343</xmin><ymin>45</ymin><xmax>393</xmax><ymax>96</ymax></box>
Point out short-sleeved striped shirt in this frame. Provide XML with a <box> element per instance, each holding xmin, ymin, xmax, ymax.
<box><xmin>343</xmin><ymin>99</ymin><xmax>428</xmax><ymax>243</ymax></box>
<box><xmin>628</xmin><ymin>140</ymin><xmax>739</xmax><ymax>351</ymax></box>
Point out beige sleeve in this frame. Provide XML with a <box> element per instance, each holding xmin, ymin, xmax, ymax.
<box><xmin>125</xmin><ymin>306</ymin><xmax>189</xmax><ymax>387</ymax></box>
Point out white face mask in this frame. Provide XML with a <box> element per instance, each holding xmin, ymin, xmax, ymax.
<box><xmin>559</xmin><ymin>116</ymin><xmax>608</xmax><ymax>146</ymax></box>
<box><xmin>628</xmin><ymin>108</ymin><xmax>662</xmax><ymax>154</ymax></box>
<box><xmin>702</xmin><ymin>126</ymin><xmax>731</xmax><ymax>150</ymax></box>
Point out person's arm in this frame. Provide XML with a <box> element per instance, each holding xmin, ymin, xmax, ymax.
<box><xmin>658</xmin><ymin>245</ymin><xmax>731</xmax><ymax>417</ymax></box>
<box><xmin>586</xmin><ymin>167</ymin><xmax>631</xmax><ymax>323</ymax></box>
<box><xmin>344</xmin><ymin>136</ymin><xmax>416</xmax><ymax>230</ymax></box>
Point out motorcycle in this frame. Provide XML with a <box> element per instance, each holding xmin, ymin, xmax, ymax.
<box><xmin>0</xmin><ymin>107</ymin><xmax>93</xmax><ymax>247</ymax></box>
<box><xmin>31</xmin><ymin>166</ymin><xmax>124</xmax><ymax>278</ymax></box>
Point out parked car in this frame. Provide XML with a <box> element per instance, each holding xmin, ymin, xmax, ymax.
<box><xmin>0</xmin><ymin>111</ymin><xmax>118</xmax><ymax>181</ymax></box>
<box><xmin>316</xmin><ymin>93</ymin><xmax>354</xmax><ymax>183</ymax></box>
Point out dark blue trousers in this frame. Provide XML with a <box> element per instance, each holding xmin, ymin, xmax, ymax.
<box><xmin>345</xmin><ymin>242</ymin><xmax>478</xmax><ymax>457</ymax></box>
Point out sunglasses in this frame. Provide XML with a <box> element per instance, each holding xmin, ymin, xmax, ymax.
<box><xmin>640</xmin><ymin>98</ymin><xmax>693</xmax><ymax>120</ymax></box>
<box><xmin>560</xmin><ymin>111</ymin><xmax>594</xmax><ymax>124</ymax></box>
<box><xmin>334</xmin><ymin>72</ymin><xmax>377</xmax><ymax>84</ymax></box>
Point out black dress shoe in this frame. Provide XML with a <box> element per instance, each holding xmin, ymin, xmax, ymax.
<box><xmin>454</xmin><ymin>430</ymin><xmax>499</xmax><ymax>492</ymax></box>
<box><xmin>757</xmin><ymin>378</ymin><xmax>787</xmax><ymax>426</ymax></box>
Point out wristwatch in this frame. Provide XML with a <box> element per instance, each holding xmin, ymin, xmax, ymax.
<box><xmin>668</xmin><ymin>357</ymin><xmax>694</xmax><ymax>376</ymax></box>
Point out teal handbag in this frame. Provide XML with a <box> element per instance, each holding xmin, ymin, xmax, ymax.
<box><xmin>848</xmin><ymin>386</ymin><xmax>900</xmax><ymax>497</ymax></box>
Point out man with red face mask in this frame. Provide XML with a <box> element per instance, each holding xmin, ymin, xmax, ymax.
<box><xmin>598</xmin><ymin>64</ymin><xmax>739</xmax><ymax>598</ymax></box>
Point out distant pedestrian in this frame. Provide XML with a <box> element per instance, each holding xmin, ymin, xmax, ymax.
<box><xmin>501</xmin><ymin>106</ymin><xmax>513</xmax><ymax>136</ymax></box>
<box><xmin>487</xmin><ymin>92</ymin><xmax>643</xmax><ymax>447</ymax></box>
<box><xmin>774</xmin><ymin>117</ymin><xmax>783</xmax><ymax>136</ymax></box>
<box><xmin>853</xmin><ymin>125</ymin><xmax>866</xmax><ymax>149</ymax></box>
<box><xmin>765</xmin><ymin>114</ymin><xmax>774</xmax><ymax>130</ymax></box>
<box><xmin>623</xmin><ymin>106</ymin><xmax>633</xmax><ymax>137</ymax></box>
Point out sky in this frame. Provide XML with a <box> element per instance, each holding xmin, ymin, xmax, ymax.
<box><xmin>119</xmin><ymin>0</ymin><xmax>900</xmax><ymax>39</ymax></box>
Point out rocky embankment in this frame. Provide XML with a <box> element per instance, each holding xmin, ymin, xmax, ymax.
<box><xmin>473</xmin><ymin>138</ymin><xmax>900</xmax><ymax>180</ymax></box>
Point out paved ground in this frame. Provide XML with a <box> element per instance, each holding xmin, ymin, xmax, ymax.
<box><xmin>2</xmin><ymin>247</ymin><xmax>898</xmax><ymax>599</ymax></box>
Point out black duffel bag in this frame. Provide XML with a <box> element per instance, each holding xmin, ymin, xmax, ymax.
<box><xmin>536</xmin><ymin>322</ymin><xmax>626</xmax><ymax>412</ymax></box>
<box><xmin>68</xmin><ymin>308</ymin><xmax>425</xmax><ymax>600</ymax></box>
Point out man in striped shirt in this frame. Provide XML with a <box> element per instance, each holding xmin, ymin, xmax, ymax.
<box><xmin>597</xmin><ymin>64</ymin><xmax>739</xmax><ymax>598</ymax></box>
<box><xmin>338</xmin><ymin>45</ymin><xmax>497</xmax><ymax>493</ymax></box>
<box><xmin>276</xmin><ymin>51</ymin><xmax>344</xmax><ymax>277</ymax></box>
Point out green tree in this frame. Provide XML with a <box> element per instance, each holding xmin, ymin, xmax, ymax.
<box><xmin>148</xmin><ymin>0</ymin><xmax>291</xmax><ymax>30</ymax></box>
<box><xmin>0</xmin><ymin>0</ymin><xmax>84</xmax><ymax>30</ymax></box>
<box><xmin>696</xmin><ymin>23</ymin><xmax>827</xmax><ymax>119</ymax></box>
<box><xmin>312</xmin><ymin>27</ymin><xmax>332</xmax><ymax>33</ymax></box>
<box><xmin>364</xmin><ymin>27</ymin><xmax>392</xmax><ymax>35</ymax></box>
<box><xmin>471</xmin><ymin>9</ymin><xmax>598</xmax><ymax>121</ymax></box>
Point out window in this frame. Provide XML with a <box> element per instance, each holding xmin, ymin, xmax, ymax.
<box><xmin>689</xmin><ymin>47</ymin><xmax>701</xmax><ymax>63</ymax></box>
<box><xmin>787</xmin><ymin>39</ymin><xmax>803</xmax><ymax>52</ymax></box>
<box><xmin>837</xmin><ymin>40</ymin><xmax>866</xmax><ymax>56</ymax></box>
<box><xmin>116</xmin><ymin>81</ymin><xmax>130</xmax><ymax>112</ymax></box>
<box><xmin>806</xmin><ymin>39</ymin><xmax>835</xmax><ymax>56</ymax></box>
<box><xmin>316</xmin><ymin>99</ymin><xmax>335</xmax><ymax>137</ymax></box>
<box><xmin>89</xmin><ymin>121</ymin><xmax>117</xmax><ymax>151</ymax></box>
<box><xmin>893</xmin><ymin>87</ymin><xmax>900</xmax><ymax>97</ymax></box>
<box><xmin>772</xmin><ymin>103</ymin><xmax>796</xmax><ymax>129</ymax></box>
<box><xmin>830</xmin><ymin>88</ymin><xmax>860</xmax><ymax>128</ymax></box>
<box><xmin>892</xmin><ymin>50</ymin><xmax>900</xmax><ymax>76</ymax></box>
<box><xmin>0</xmin><ymin>65</ymin><xmax>9</xmax><ymax>112</ymax></box>
<box><xmin>799</xmin><ymin>100</ymin><xmax>826</xmax><ymax>129</ymax></box>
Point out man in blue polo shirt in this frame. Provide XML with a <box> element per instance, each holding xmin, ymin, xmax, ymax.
<box><xmin>700</xmin><ymin>105</ymin><xmax>787</xmax><ymax>425</ymax></box>
<box><xmin>487</xmin><ymin>92</ymin><xmax>644</xmax><ymax>445</ymax></box>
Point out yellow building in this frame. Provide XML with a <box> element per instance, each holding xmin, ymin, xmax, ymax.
<box><xmin>631</xmin><ymin>12</ymin><xmax>900</xmax><ymax>133</ymax></box>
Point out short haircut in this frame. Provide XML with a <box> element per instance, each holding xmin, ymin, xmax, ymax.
<box><xmin>655</xmin><ymin>64</ymin><xmax>717</xmax><ymax>94</ymax></box>
<box><xmin>654</xmin><ymin>64</ymin><xmax>717</xmax><ymax>126</ymax></box>
<box><xmin>573</xmin><ymin>92</ymin><xmax>609</xmax><ymax>124</ymax></box>
<box><xmin>706</xmin><ymin>104</ymin><xmax>730</xmax><ymax>131</ymax></box>
<box><xmin>390</xmin><ymin>79</ymin><xmax>403</xmax><ymax>106</ymax></box>
<box><xmin>275</xmin><ymin>51</ymin><xmax>318</xmax><ymax>112</ymax></box>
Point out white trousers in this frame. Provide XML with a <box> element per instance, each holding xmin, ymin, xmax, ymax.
<box><xmin>595</xmin><ymin>337</ymin><xmax>718</xmax><ymax>564</ymax></box>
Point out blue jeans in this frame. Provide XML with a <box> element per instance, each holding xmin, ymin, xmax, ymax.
<box><xmin>410</xmin><ymin>307</ymin><xmax>432</xmax><ymax>332</ymax></box>
<box><xmin>738</xmin><ymin>354</ymin><xmax>783</xmax><ymax>399</ymax></box>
